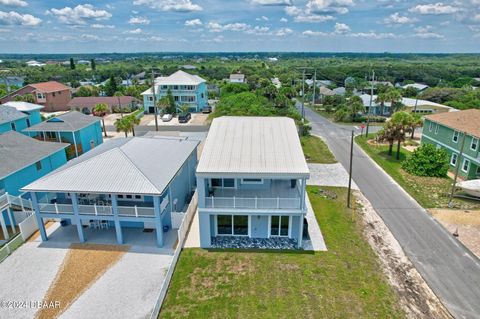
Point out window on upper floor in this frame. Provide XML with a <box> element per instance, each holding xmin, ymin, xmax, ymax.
<box><xmin>211</xmin><ymin>178</ymin><xmax>235</xmax><ymax>188</ymax></box>
<box><xmin>161</xmin><ymin>85</ymin><xmax>168</xmax><ymax>90</ymax></box>
<box><xmin>174</xmin><ymin>96</ymin><xmax>179</xmax><ymax>102</ymax></box>
<box><xmin>35</xmin><ymin>161</ymin><xmax>42</xmax><ymax>171</ymax></box>
<box><xmin>201</xmin><ymin>93</ymin><xmax>204</xmax><ymax>98</ymax></box>
<box><xmin>471</xmin><ymin>137</ymin><xmax>478</xmax><ymax>151</ymax></box>
<box><xmin>241</xmin><ymin>178</ymin><xmax>263</xmax><ymax>185</ymax></box>
<box><xmin>37</xmin><ymin>92</ymin><xmax>45</xmax><ymax>99</ymax></box>
<box><xmin>462</xmin><ymin>159</ymin><xmax>470</xmax><ymax>173</ymax></box>
<box><xmin>450</xmin><ymin>153</ymin><xmax>458</xmax><ymax>166</ymax></box>
<box><xmin>52</xmin><ymin>92</ymin><xmax>56</xmax><ymax>97</ymax></box>
<box><xmin>26</xmin><ymin>118</ymin><xmax>31</xmax><ymax>127</ymax></box>
<box><xmin>452</xmin><ymin>131</ymin><xmax>460</xmax><ymax>143</ymax></box>
<box><xmin>435</xmin><ymin>124</ymin><xmax>439</xmax><ymax>134</ymax></box>
<box><xmin>148</xmin><ymin>96</ymin><xmax>153</xmax><ymax>102</ymax></box>
<box><xmin>429</xmin><ymin>122</ymin><xmax>433</xmax><ymax>132</ymax></box>
<box><xmin>173</xmin><ymin>85</ymin><xmax>179</xmax><ymax>90</ymax></box>
<box><xmin>10</xmin><ymin>122</ymin><xmax>16</xmax><ymax>131</ymax></box>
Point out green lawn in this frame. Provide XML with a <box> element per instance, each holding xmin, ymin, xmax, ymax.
<box><xmin>160</xmin><ymin>187</ymin><xmax>404</xmax><ymax>319</ymax></box>
<box><xmin>301</xmin><ymin>135</ymin><xmax>337</xmax><ymax>164</ymax></box>
<box><xmin>355</xmin><ymin>135</ymin><xmax>480</xmax><ymax>209</ymax></box>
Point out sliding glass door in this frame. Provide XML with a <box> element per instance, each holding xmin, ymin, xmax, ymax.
<box><xmin>270</xmin><ymin>215</ymin><xmax>290</xmax><ymax>237</ymax></box>
<box><xmin>216</xmin><ymin>215</ymin><xmax>249</xmax><ymax>236</ymax></box>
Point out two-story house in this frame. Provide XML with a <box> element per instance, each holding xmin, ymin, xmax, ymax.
<box><xmin>422</xmin><ymin>109</ymin><xmax>480</xmax><ymax>180</ymax></box>
<box><xmin>0</xmin><ymin>102</ymin><xmax>43</xmax><ymax>135</ymax></box>
<box><xmin>22</xmin><ymin>136</ymin><xmax>199</xmax><ymax>247</ymax></box>
<box><xmin>142</xmin><ymin>70</ymin><xmax>208</xmax><ymax>114</ymax></box>
<box><xmin>0</xmin><ymin>81</ymin><xmax>72</xmax><ymax>112</ymax></box>
<box><xmin>23</xmin><ymin>111</ymin><xmax>103</xmax><ymax>159</ymax></box>
<box><xmin>196</xmin><ymin>117</ymin><xmax>310</xmax><ymax>249</ymax></box>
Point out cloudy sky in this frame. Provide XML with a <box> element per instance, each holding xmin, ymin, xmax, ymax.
<box><xmin>0</xmin><ymin>0</ymin><xmax>479</xmax><ymax>53</ymax></box>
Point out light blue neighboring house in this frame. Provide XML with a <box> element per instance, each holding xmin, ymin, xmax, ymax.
<box><xmin>142</xmin><ymin>70</ymin><xmax>208</xmax><ymax>113</ymax></box>
<box><xmin>196</xmin><ymin>117</ymin><xmax>310</xmax><ymax>249</ymax></box>
<box><xmin>0</xmin><ymin>101</ymin><xmax>43</xmax><ymax>135</ymax></box>
<box><xmin>23</xmin><ymin>111</ymin><xmax>103</xmax><ymax>159</ymax></box>
<box><xmin>0</xmin><ymin>131</ymin><xmax>68</xmax><ymax>237</ymax></box>
<box><xmin>22</xmin><ymin>136</ymin><xmax>199</xmax><ymax>247</ymax></box>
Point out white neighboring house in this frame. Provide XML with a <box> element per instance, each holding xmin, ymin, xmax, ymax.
<box><xmin>26</xmin><ymin>60</ymin><xmax>46</xmax><ymax>67</ymax></box>
<box><xmin>229</xmin><ymin>73</ymin><xmax>246</xmax><ymax>83</ymax></box>
<box><xmin>402</xmin><ymin>83</ymin><xmax>429</xmax><ymax>92</ymax></box>
<box><xmin>271</xmin><ymin>78</ymin><xmax>281</xmax><ymax>89</ymax></box>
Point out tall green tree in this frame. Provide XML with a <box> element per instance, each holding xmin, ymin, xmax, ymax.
<box><xmin>90</xmin><ymin>59</ymin><xmax>96</xmax><ymax>71</ymax></box>
<box><xmin>105</xmin><ymin>76</ymin><xmax>118</xmax><ymax>96</ymax></box>
<box><xmin>156</xmin><ymin>96</ymin><xmax>170</xmax><ymax>114</ymax></box>
<box><xmin>166</xmin><ymin>88</ymin><xmax>176</xmax><ymax>113</ymax></box>
<box><xmin>115</xmin><ymin>117</ymin><xmax>130</xmax><ymax>137</ymax></box>
<box><xmin>69</xmin><ymin>58</ymin><xmax>75</xmax><ymax>70</ymax></box>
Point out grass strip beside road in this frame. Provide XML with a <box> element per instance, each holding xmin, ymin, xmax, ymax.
<box><xmin>160</xmin><ymin>187</ymin><xmax>404</xmax><ymax>319</ymax></box>
<box><xmin>301</xmin><ymin>135</ymin><xmax>337</xmax><ymax>164</ymax></box>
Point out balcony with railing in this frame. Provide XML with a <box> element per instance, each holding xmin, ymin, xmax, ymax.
<box><xmin>204</xmin><ymin>180</ymin><xmax>303</xmax><ymax>210</ymax></box>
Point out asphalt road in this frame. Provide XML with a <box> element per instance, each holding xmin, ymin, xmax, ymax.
<box><xmin>303</xmin><ymin>105</ymin><xmax>480</xmax><ymax>319</ymax></box>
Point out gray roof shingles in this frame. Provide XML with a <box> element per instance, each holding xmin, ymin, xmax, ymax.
<box><xmin>0</xmin><ymin>105</ymin><xmax>27</xmax><ymax>125</ymax></box>
<box><xmin>23</xmin><ymin>111</ymin><xmax>100</xmax><ymax>132</ymax></box>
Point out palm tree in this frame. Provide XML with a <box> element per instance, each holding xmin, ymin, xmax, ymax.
<box><xmin>114</xmin><ymin>91</ymin><xmax>124</xmax><ymax>117</ymax></box>
<box><xmin>126</xmin><ymin>114</ymin><xmax>140</xmax><ymax>137</ymax></box>
<box><xmin>156</xmin><ymin>96</ymin><xmax>170</xmax><ymax>115</ymax></box>
<box><xmin>377</xmin><ymin>121</ymin><xmax>397</xmax><ymax>156</ymax></box>
<box><xmin>390</xmin><ymin>111</ymin><xmax>414</xmax><ymax>160</ymax></box>
<box><xmin>386</xmin><ymin>88</ymin><xmax>403</xmax><ymax>114</ymax></box>
<box><xmin>93</xmin><ymin>103</ymin><xmax>109</xmax><ymax>137</ymax></box>
<box><xmin>375</xmin><ymin>92</ymin><xmax>389</xmax><ymax>116</ymax></box>
<box><xmin>409</xmin><ymin>114</ymin><xmax>423</xmax><ymax>139</ymax></box>
<box><xmin>114</xmin><ymin>117</ymin><xmax>130</xmax><ymax>137</ymax></box>
<box><xmin>346</xmin><ymin>95</ymin><xmax>365</xmax><ymax>120</ymax></box>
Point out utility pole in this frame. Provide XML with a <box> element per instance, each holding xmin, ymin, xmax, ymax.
<box><xmin>347</xmin><ymin>130</ymin><xmax>354</xmax><ymax>208</ymax></box>
<box><xmin>449</xmin><ymin>132</ymin><xmax>466</xmax><ymax>207</ymax></box>
<box><xmin>312</xmin><ymin>69</ymin><xmax>316</xmax><ymax>107</ymax></box>
<box><xmin>151</xmin><ymin>69</ymin><xmax>158</xmax><ymax>131</ymax></box>
<box><xmin>365</xmin><ymin>70</ymin><xmax>375</xmax><ymax>137</ymax></box>
<box><xmin>301</xmin><ymin>68</ymin><xmax>305</xmax><ymax>121</ymax></box>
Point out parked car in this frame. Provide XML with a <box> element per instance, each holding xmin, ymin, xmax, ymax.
<box><xmin>178</xmin><ymin>112</ymin><xmax>191</xmax><ymax>123</ymax></box>
<box><xmin>161</xmin><ymin>114</ymin><xmax>173</xmax><ymax>122</ymax></box>
<box><xmin>202</xmin><ymin>106</ymin><xmax>212</xmax><ymax>113</ymax></box>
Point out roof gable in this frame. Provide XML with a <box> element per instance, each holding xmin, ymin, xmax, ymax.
<box><xmin>24</xmin><ymin>111</ymin><xmax>100</xmax><ymax>132</ymax></box>
<box><xmin>0</xmin><ymin>105</ymin><xmax>27</xmax><ymax>125</ymax></box>
<box><xmin>426</xmin><ymin>109</ymin><xmax>480</xmax><ymax>138</ymax></box>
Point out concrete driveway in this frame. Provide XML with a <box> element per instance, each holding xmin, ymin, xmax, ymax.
<box><xmin>0</xmin><ymin>223</ymin><xmax>173</xmax><ymax>319</ymax></box>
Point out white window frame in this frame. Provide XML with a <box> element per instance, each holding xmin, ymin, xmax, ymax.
<box><xmin>211</xmin><ymin>178</ymin><xmax>236</xmax><ymax>189</ymax></box>
<box><xmin>450</xmin><ymin>153</ymin><xmax>458</xmax><ymax>166</ymax></box>
<box><xmin>434</xmin><ymin>124</ymin><xmax>439</xmax><ymax>134</ymax></box>
<box><xmin>268</xmin><ymin>215</ymin><xmax>291</xmax><ymax>238</ymax></box>
<box><xmin>462</xmin><ymin>159</ymin><xmax>470</xmax><ymax>173</ymax></box>
<box><xmin>148</xmin><ymin>96</ymin><xmax>153</xmax><ymax>102</ymax></box>
<box><xmin>471</xmin><ymin>137</ymin><xmax>478</xmax><ymax>151</ymax></box>
<box><xmin>429</xmin><ymin>122</ymin><xmax>433</xmax><ymax>132</ymax></box>
<box><xmin>452</xmin><ymin>131</ymin><xmax>460</xmax><ymax>143</ymax></box>
<box><xmin>215</xmin><ymin>214</ymin><xmax>250</xmax><ymax>237</ymax></box>
<box><xmin>241</xmin><ymin>178</ymin><xmax>264</xmax><ymax>185</ymax></box>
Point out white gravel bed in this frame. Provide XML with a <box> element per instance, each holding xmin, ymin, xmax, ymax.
<box><xmin>307</xmin><ymin>163</ymin><xmax>359</xmax><ymax>190</ymax></box>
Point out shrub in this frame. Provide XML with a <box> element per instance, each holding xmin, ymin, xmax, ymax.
<box><xmin>352</xmin><ymin>116</ymin><xmax>386</xmax><ymax>123</ymax></box>
<box><xmin>333</xmin><ymin>108</ymin><xmax>350</xmax><ymax>122</ymax></box>
<box><xmin>401</xmin><ymin>143</ymin><xmax>449</xmax><ymax>177</ymax></box>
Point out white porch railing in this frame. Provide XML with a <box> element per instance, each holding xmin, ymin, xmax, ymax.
<box><xmin>204</xmin><ymin>196</ymin><xmax>301</xmax><ymax>210</ymax></box>
<box><xmin>0</xmin><ymin>193</ymin><xmax>33</xmax><ymax>211</ymax></box>
<box><xmin>37</xmin><ymin>203</ymin><xmax>156</xmax><ymax>217</ymax></box>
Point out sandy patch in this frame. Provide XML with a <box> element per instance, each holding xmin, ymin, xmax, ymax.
<box><xmin>35</xmin><ymin>243</ymin><xmax>129</xmax><ymax>319</ymax></box>
<box><xmin>430</xmin><ymin>209</ymin><xmax>480</xmax><ymax>258</ymax></box>
<box><xmin>28</xmin><ymin>221</ymin><xmax>55</xmax><ymax>242</ymax></box>
<box><xmin>355</xmin><ymin>191</ymin><xmax>452</xmax><ymax>319</ymax></box>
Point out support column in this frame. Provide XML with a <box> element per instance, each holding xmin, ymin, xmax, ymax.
<box><xmin>72</xmin><ymin>132</ymin><xmax>79</xmax><ymax>158</ymax></box>
<box><xmin>297</xmin><ymin>215</ymin><xmax>304</xmax><ymax>249</ymax></box>
<box><xmin>31</xmin><ymin>193</ymin><xmax>48</xmax><ymax>241</ymax></box>
<box><xmin>153</xmin><ymin>195</ymin><xmax>164</xmax><ymax>247</ymax></box>
<box><xmin>7</xmin><ymin>207</ymin><xmax>15</xmax><ymax>232</ymax></box>
<box><xmin>111</xmin><ymin>195</ymin><xmax>123</xmax><ymax>245</ymax></box>
<box><xmin>71</xmin><ymin>193</ymin><xmax>85</xmax><ymax>243</ymax></box>
<box><xmin>0</xmin><ymin>209</ymin><xmax>9</xmax><ymax>240</ymax></box>
<box><xmin>198</xmin><ymin>212</ymin><xmax>211</xmax><ymax>248</ymax></box>
<box><xmin>300</xmin><ymin>178</ymin><xmax>307</xmax><ymax>210</ymax></box>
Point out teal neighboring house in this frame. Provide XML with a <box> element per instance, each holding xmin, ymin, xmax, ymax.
<box><xmin>142</xmin><ymin>70</ymin><xmax>208</xmax><ymax>113</ymax></box>
<box><xmin>0</xmin><ymin>131</ymin><xmax>68</xmax><ymax>197</ymax></box>
<box><xmin>23</xmin><ymin>111</ymin><xmax>103</xmax><ymax>159</ymax></box>
<box><xmin>0</xmin><ymin>101</ymin><xmax>43</xmax><ymax>135</ymax></box>
<box><xmin>421</xmin><ymin>109</ymin><xmax>480</xmax><ymax>180</ymax></box>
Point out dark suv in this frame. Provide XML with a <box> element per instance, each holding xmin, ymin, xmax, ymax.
<box><xmin>178</xmin><ymin>112</ymin><xmax>192</xmax><ymax>123</ymax></box>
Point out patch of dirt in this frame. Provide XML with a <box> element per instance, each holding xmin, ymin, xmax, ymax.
<box><xmin>35</xmin><ymin>243</ymin><xmax>129</xmax><ymax>319</ymax></box>
<box><xmin>354</xmin><ymin>191</ymin><xmax>452</xmax><ymax>319</ymax></box>
<box><xmin>429</xmin><ymin>209</ymin><xmax>480</xmax><ymax>258</ymax></box>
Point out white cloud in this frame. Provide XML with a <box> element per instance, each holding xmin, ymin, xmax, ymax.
<box><xmin>47</xmin><ymin>4</ymin><xmax>112</xmax><ymax>25</ymax></box>
<box><xmin>280</xmin><ymin>17</ymin><xmax>288</xmax><ymax>22</ymax></box>
<box><xmin>80</xmin><ymin>33</ymin><xmax>100</xmax><ymax>40</ymax></box>
<box><xmin>413</xmin><ymin>25</ymin><xmax>444</xmax><ymax>39</ymax></box>
<box><xmin>124</xmin><ymin>28</ymin><xmax>142</xmax><ymax>34</ymax></box>
<box><xmin>383</xmin><ymin>12</ymin><xmax>417</xmax><ymax>25</ymax></box>
<box><xmin>0</xmin><ymin>0</ymin><xmax>28</xmax><ymax>7</ymax></box>
<box><xmin>245</xmin><ymin>25</ymin><xmax>270</xmax><ymax>35</ymax></box>
<box><xmin>285</xmin><ymin>3</ymin><xmax>340</xmax><ymax>23</ymax></box>
<box><xmin>185</xmin><ymin>18</ymin><xmax>202</xmax><ymax>26</ymax></box>
<box><xmin>249</xmin><ymin>0</ymin><xmax>292</xmax><ymax>5</ymax></box>
<box><xmin>0</xmin><ymin>11</ymin><xmax>41</xmax><ymax>26</ymax></box>
<box><xmin>275</xmin><ymin>27</ymin><xmax>293</xmax><ymax>36</ymax></box>
<box><xmin>306</xmin><ymin>0</ymin><xmax>355</xmax><ymax>15</ymax></box>
<box><xmin>213</xmin><ymin>35</ymin><xmax>224</xmax><ymax>42</ymax></box>
<box><xmin>133</xmin><ymin>0</ymin><xmax>202</xmax><ymax>12</ymax></box>
<box><xmin>302</xmin><ymin>30</ymin><xmax>329</xmax><ymax>36</ymax></box>
<box><xmin>207</xmin><ymin>22</ymin><xmax>251</xmax><ymax>32</ymax></box>
<box><xmin>91</xmin><ymin>23</ymin><xmax>114</xmax><ymax>28</ymax></box>
<box><xmin>409</xmin><ymin>3</ymin><xmax>459</xmax><ymax>15</ymax></box>
<box><xmin>129</xmin><ymin>16</ymin><xmax>150</xmax><ymax>25</ymax></box>
<box><xmin>256</xmin><ymin>15</ymin><xmax>269</xmax><ymax>21</ymax></box>
<box><xmin>350</xmin><ymin>31</ymin><xmax>396</xmax><ymax>39</ymax></box>
<box><xmin>334</xmin><ymin>22</ymin><xmax>350</xmax><ymax>33</ymax></box>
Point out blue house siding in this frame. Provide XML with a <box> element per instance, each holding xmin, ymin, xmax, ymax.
<box><xmin>1</xmin><ymin>148</ymin><xmax>67</xmax><ymax>196</ymax></box>
<box><xmin>79</xmin><ymin>122</ymin><xmax>103</xmax><ymax>153</ymax></box>
<box><xmin>0</xmin><ymin>110</ymin><xmax>42</xmax><ymax>136</ymax></box>
<box><xmin>143</xmin><ymin>83</ymin><xmax>208</xmax><ymax>113</ymax></box>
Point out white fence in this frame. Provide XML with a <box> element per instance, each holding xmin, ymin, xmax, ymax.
<box><xmin>0</xmin><ymin>234</ymin><xmax>24</xmax><ymax>263</ymax></box>
<box><xmin>38</xmin><ymin>203</ymin><xmax>156</xmax><ymax>218</ymax></box>
<box><xmin>150</xmin><ymin>191</ymin><xmax>198</xmax><ymax>319</ymax></box>
<box><xmin>19</xmin><ymin>213</ymin><xmax>38</xmax><ymax>241</ymax></box>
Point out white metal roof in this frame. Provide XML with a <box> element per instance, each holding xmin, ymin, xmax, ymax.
<box><xmin>196</xmin><ymin>117</ymin><xmax>309</xmax><ymax>178</ymax></box>
<box><xmin>155</xmin><ymin>70</ymin><xmax>205</xmax><ymax>85</ymax></box>
<box><xmin>22</xmin><ymin>136</ymin><xmax>199</xmax><ymax>195</ymax></box>
<box><xmin>402</xmin><ymin>83</ymin><xmax>429</xmax><ymax>91</ymax></box>
<box><xmin>3</xmin><ymin>101</ymin><xmax>44</xmax><ymax>112</ymax></box>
